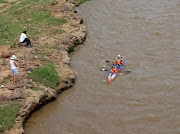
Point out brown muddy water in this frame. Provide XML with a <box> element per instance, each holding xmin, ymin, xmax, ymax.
<box><xmin>24</xmin><ymin>0</ymin><xmax>180</xmax><ymax>133</ymax></box>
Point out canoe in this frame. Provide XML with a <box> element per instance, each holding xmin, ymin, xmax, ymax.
<box><xmin>108</xmin><ymin>55</ymin><xmax>124</xmax><ymax>83</ymax></box>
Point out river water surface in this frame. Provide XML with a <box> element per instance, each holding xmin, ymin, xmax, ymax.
<box><xmin>25</xmin><ymin>0</ymin><xmax>180</xmax><ymax>133</ymax></box>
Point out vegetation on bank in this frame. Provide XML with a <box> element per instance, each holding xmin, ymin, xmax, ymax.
<box><xmin>0</xmin><ymin>0</ymin><xmax>88</xmax><ymax>133</ymax></box>
<box><xmin>76</xmin><ymin>0</ymin><xmax>89</xmax><ymax>4</ymax></box>
<box><xmin>0</xmin><ymin>0</ymin><xmax>64</xmax><ymax>132</ymax></box>
<box><xmin>29</xmin><ymin>64</ymin><xmax>59</xmax><ymax>89</ymax></box>
<box><xmin>0</xmin><ymin>0</ymin><xmax>66</xmax><ymax>46</ymax></box>
<box><xmin>0</xmin><ymin>101</ymin><xmax>20</xmax><ymax>133</ymax></box>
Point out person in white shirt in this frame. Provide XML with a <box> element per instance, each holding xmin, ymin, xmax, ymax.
<box><xmin>10</xmin><ymin>55</ymin><xmax>18</xmax><ymax>84</ymax></box>
<box><xmin>19</xmin><ymin>30</ymin><xmax>33</xmax><ymax>47</ymax></box>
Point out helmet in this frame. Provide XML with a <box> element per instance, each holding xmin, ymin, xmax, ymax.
<box><xmin>113</xmin><ymin>61</ymin><xmax>116</xmax><ymax>64</ymax></box>
<box><xmin>118</xmin><ymin>54</ymin><xmax>121</xmax><ymax>57</ymax></box>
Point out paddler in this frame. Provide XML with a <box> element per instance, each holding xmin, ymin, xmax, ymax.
<box><xmin>113</xmin><ymin>54</ymin><xmax>122</xmax><ymax>66</ymax></box>
<box><xmin>115</xmin><ymin>54</ymin><xmax>121</xmax><ymax>60</ymax></box>
<box><xmin>109</xmin><ymin>61</ymin><xmax>119</xmax><ymax>73</ymax></box>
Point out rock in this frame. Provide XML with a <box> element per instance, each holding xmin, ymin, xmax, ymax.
<box><xmin>20</xmin><ymin>63</ymin><xmax>26</xmax><ymax>68</ymax></box>
<box><xmin>20</xmin><ymin>102</ymin><xmax>28</xmax><ymax>109</ymax></box>
<box><xmin>69</xmin><ymin>75</ymin><xmax>76</xmax><ymax>83</ymax></box>
<box><xmin>11</xmin><ymin>91</ymin><xmax>22</xmax><ymax>100</ymax></box>
<box><xmin>79</xmin><ymin>18</ymin><xmax>83</xmax><ymax>24</ymax></box>
<box><xmin>7</xmin><ymin>84</ymin><xmax>25</xmax><ymax>90</ymax></box>
<box><xmin>0</xmin><ymin>70</ymin><xmax>11</xmax><ymax>82</ymax></box>
<box><xmin>62</xmin><ymin>80</ymin><xmax>68</xmax><ymax>84</ymax></box>
<box><xmin>17</xmin><ymin>42</ymin><xmax>27</xmax><ymax>47</ymax></box>
<box><xmin>26</xmin><ymin>97</ymin><xmax>38</xmax><ymax>104</ymax></box>
<box><xmin>1</xmin><ymin>62</ymin><xmax>7</xmax><ymax>66</ymax></box>
<box><xmin>8</xmin><ymin>85</ymin><xmax>16</xmax><ymax>90</ymax></box>
<box><xmin>2</xmin><ymin>51</ymin><xmax>10</xmax><ymax>58</ymax></box>
<box><xmin>0</xmin><ymin>45</ymin><xmax>10</xmax><ymax>59</ymax></box>
<box><xmin>23</xmin><ymin>68</ymin><xmax>33</xmax><ymax>72</ymax></box>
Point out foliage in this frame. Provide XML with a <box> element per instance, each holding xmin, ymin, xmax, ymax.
<box><xmin>1</xmin><ymin>76</ymin><xmax>10</xmax><ymax>84</ymax></box>
<box><xmin>0</xmin><ymin>0</ymin><xmax>67</xmax><ymax>46</ymax></box>
<box><xmin>31</xmin><ymin>86</ymin><xmax>42</xmax><ymax>91</ymax></box>
<box><xmin>76</xmin><ymin>0</ymin><xmax>89</xmax><ymax>4</ymax></box>
<box><xmin>29</xmin><ymin>64</ymin><xmax>59</xmax><ymax>89</ymax></box>
<box><xmin>0</xmin><ymin>101</ymin><xmax>20</xmax><ymax>132</ymax></box>
<box><xmin>68</xmin><ymin>46</ymin><xmax>75</xmax><ymax>52</ymax></box>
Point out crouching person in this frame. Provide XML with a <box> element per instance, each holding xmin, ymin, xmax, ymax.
<box><xmin>19</xmin><ymin>30</ymin><xmax>33</xmax><ymax>47</ymax></box>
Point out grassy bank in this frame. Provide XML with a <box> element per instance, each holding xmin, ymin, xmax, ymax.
<box><xmin>0</xmin><ymin>0</ymin><xmax>66</xmax><ymax>46</ymax></box>
<box><xmin>0</xmin><ymin>0</ymin><xmax>64</xmax><ymax>132</ymax></box>
<box><xmin>0</xmin><ymin>101</ymin><xmax>20</xmax><ymax>133</ymax></box>
<box><xmin>29</xmin><ymin>64</ymin><xmax>59</xmax><ymax>89</ymax></box>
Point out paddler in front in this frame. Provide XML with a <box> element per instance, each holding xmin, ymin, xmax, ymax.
<box><xmin>114</xmin><ymin>54</ymin><xmax>122</xmax><ymax>70</ymax></box>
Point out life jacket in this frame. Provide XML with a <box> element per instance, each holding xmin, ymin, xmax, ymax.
<box><xmin>111</xmin><ymin>66</ymin><xmax>119</xmax><ymax>73</ymax></box>
<box><xmin>116</xmin><ymin>59</ymin><xmax>121</xmax><ymax>64</ymax></box>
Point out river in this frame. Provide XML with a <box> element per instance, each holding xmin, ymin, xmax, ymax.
<box><xmin>24</xmin><ymin>0</ymin><xmax>180</xmax><ymax>133</ymax></box>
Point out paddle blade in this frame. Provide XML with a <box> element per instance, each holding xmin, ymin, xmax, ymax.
<box><xmin>125</xmin><ymin>71</ymin><xmax>131</xmax><ymax>73</ymax></box>
<box><xmin>100</xmin><ymin>69</ymin><xmax>108</xmax><ymax>71</ymax></box>
<box><xmin>106</xmin><ymin>60</ymin><xmax>110</xmax><ymax>62</ymax></box>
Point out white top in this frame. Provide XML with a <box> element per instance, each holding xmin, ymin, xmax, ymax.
<box><xmin>10</xmin><ymin>60</ymin><xmax>17</xmax><ymax>69</ymax></box>
<box><xmin>19</xmin><ymin>33</ymin><xmax>27</xmax><ymax>42</ymax></box>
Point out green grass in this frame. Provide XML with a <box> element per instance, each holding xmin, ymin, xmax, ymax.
<box><xmin>68</xmin><ymin>46</ymin><xmax>75</xmax><ymax>52</ymax></box>
<box><xmin>1</xmin><ymin>76</ymin><xmax>10</xmax><ymax>84</ymax></box>
<box><xmin>52</xmin><ymin>29</ymin><xmax>64</xmax><ymax>34</ymax></box>
<box><xmin>0</xmin><ymin>101</ymin><xmax>20</xmax><ymax>133</ymax></box>
<box><xmin>31</xmin><ymin>86</ymin><xmax>42</xmax><ymax>91</ymax></box>
<box><xmin>36</xmin><ymin>50</ymin><xmax>46</xmax><ymax>57</ymax></box>
<box><xmin>29</xmin><ymin>64</ymin><xmax>59</xmax><ymax>89</ymax></box>
<box><xmin>76</xmin><ymin>0</ymin><xmax>89</xmax><ymax>4</ymax></box>
<box><xmin>0</xmin><ymin>0</ymin><xmax>67</xmax><ymax>46</ymax></box>
<box><xmin>0</xmin><ymin>0</ymin><xmax>8</xmax><ymax>3</ymax></box>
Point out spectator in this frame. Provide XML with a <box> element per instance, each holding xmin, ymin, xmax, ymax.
<box><xmin>10</xmin><ymin>55</ymin><xmax>18</xmax><ymax>84</ymax></box>
<box><xmin>19</xmin><ymin>30</ymin><xmax>33</xmax><ymax>47</ymax></box>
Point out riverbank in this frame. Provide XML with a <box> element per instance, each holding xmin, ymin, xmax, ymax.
<box><xmin>0</xmin><ymin>0</ymin><xmax>86</xmax><ymax>133</ymax></box>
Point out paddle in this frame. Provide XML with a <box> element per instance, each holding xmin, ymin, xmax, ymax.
<box><xmin>100</xmin><ymin>69</ymin><xmax>131</xmax><ymax>73</ymax></box>
<box><xmin>100</xmin><ymin>69</ymin><xmax>108</xmax><ymax>71</ymax></box>
<box><xmin>105</xmin><ymin>61</ymin><xmax>127</xmax><ymax>67</ymax></box>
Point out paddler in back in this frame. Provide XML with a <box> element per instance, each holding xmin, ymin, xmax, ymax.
<box><xmin>109</xmin><ymin>61</ymin><xmax>119</xmax><ymax>73</ymax></box>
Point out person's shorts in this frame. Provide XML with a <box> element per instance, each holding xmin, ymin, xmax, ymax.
<box><xmin>11</xmin><ymin>67</ymin><xmax>18</xmax><ymax>74</ymax></box>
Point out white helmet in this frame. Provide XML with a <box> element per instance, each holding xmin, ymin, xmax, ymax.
<box><xmin>118</xmin><ymin>54</ymin><xmax>121</xmax><ymax>57</ymax></box>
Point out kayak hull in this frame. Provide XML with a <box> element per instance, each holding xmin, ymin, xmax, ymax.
<box><xmin>107</xmin><ymin>55</ymin><xmax>124</xmax><ymax>83</ymax></box>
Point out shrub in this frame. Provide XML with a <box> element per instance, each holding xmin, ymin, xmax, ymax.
<box><xmin>68</xmin><ymin>46</ymin><xmax>75</xmax><ymax>52</ymax></box>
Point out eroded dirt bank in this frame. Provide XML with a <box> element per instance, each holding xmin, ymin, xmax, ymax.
<box><xmin>0</xmin><ymin>0</ymin><xmax>86</xmax><ymax>133</ymax></box>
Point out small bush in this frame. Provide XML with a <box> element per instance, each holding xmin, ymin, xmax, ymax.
<box><xmin>68</xmin><ymin>46</ymin><xmax>75</xmax><ymax>52</ymax></box>
<box><xmin>0</xmin><ymin>101</ymin><xmax>20</xmax><ymax>133</ymax></box>
<box><xmin>29</xmin><ymin>64</ymin><xmax>59</xmax><ymax>89</ymax></box>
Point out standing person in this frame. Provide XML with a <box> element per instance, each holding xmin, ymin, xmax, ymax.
<box><xmin>10</xmin><ymin>55</ymin><xmax>18</xmax><ymax>84</ymax></box>
<box><xmin>19</xmin><ymin>30</ymin><xmax>33</xmax><ymax>47</ymax></box>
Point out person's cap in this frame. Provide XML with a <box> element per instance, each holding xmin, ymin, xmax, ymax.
<box><xmin>11</xmin><ymin>55</ymin><xmax>17</xmax><ymax>59</ymax></box>
<box><xmin>23</xmin><ymin>30</ymin><xmax>26</xmax><ymax>33</ymax></box>
<box><xmin>118</xmin><ymin>54</ymin><xmax>121</xmax><ymax>57</ymax></box>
